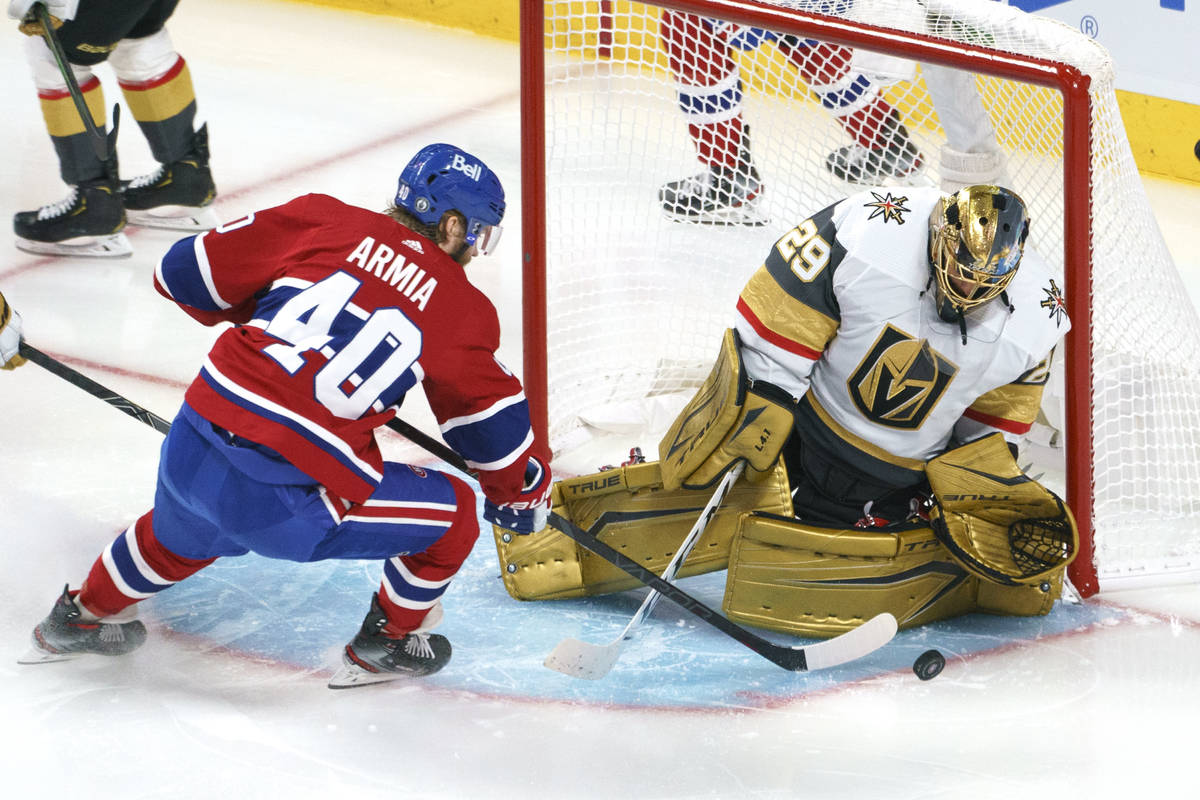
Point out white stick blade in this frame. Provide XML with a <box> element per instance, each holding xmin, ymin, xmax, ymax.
<box><xmin>800</xmin><ymin>612</ymin><xmax>899</xmax><ymax>671</ymax></box>
<box><xmin>543</xmin><ymin>637</ymin><xmax>623</xmax><ymax>680</ymax></box>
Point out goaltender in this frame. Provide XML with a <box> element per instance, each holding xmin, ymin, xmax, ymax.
<box><xmin>495</xmin><ymin>184</ymin><xmax>1079</xmax><ymax>637</ymax></box>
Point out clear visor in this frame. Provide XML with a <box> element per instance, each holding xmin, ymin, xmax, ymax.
<box><xmin>466</xmin><ymin>219</ymin><xmax>503</xmax><ymax>256</ymax></box>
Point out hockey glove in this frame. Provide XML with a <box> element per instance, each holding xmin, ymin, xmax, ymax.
<box><xmin>483</xmin><ymin>456</ymin><xmax>552</xmax><ymax>535</ymax></box>
<box><xmin>0</xmin><ymin>291</ymin><xmax>25</xmax><ymax>370</ymax></box>
<box><xmin>9</xmin><ymin>0</ymin><xmax>78</xmax><ymax>35</ymax></box>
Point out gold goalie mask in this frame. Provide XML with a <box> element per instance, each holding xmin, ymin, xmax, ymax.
<box><xmin>929</xmin><ymin>185</ymin><xmax>1030</xmax><ymax>318</ymax></box>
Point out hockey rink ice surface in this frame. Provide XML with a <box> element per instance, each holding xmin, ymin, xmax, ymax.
<box><xmin>3</xmin><ymin>2</ymin><xmax>1200</xmax><ymax>798</ymax></box>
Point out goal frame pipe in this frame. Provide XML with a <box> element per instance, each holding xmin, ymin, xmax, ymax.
<box><xmin>520</xmin><ymin>0</ymin><xmax>1099</xmax><ymax>595</ymax></box>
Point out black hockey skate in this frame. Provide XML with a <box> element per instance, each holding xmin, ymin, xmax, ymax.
<box><xmin>122</xmin><ymin>123</ymin><xmax>218</xmax><ymax>231</ymax></box>
<box><xmin>659</xmin><ymin>160</ymin><xmax>766</xmax><ymax>226</ymax></box>
<box><xmin>826</xmin><ymin>117</ymin><xmax>924</xmax><ymax>184</ymax></box>
<box><xmin>13</xmin><ymin>177</ymin><xmax>131</xmax><ymax>258</ymax></box>
<box><xmin>18</xmin><ymin>585</ymin><xmax>147</xmax><ymax>664</ymax></box>
<box><xmin>328</xmin><ymin>593</ymin><xmax>451</xmax><ymax>689</ymax></box>
<box><xmin>660</xmin><ymin>126</ymin><xmax>766</xmax><ymax>226</ymax></box>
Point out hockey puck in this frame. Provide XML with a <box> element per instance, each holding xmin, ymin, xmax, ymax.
<box><xmin>912</xmin><ymin>649</ymin><xmax>945</xmax><ymax>681</ymax></box>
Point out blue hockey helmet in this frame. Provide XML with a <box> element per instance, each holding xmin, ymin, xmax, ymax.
<box><xmin>395</xmin><ymin>143</ymin><xmax>506</xmax><ymax>255</ymax></box>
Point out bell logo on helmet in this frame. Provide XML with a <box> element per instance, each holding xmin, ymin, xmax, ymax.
<box><xmin>450</xmin><ymin>154</ymin><xmax>482</xmax><ymax>181</ymax></box>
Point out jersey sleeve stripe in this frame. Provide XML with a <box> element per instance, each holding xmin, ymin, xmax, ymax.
<box><xmin>736</xmin><ymin>296</ymin><xmax>825</xmax><ymax>361</ymax></box>
<box><xmin>439</xmin><ymin>391</ymin><xmax>528</xmax><ymax>433</ymax></box>
<box><xmin>965</xmin><ymin>381</ymin><xmax>1044</xmax><ymax>428</ymax></box>
<box><xmin>193</xmin><ymin>234</ymin><xmax>233</xmax><ymax>310</ymax></box>
<box><xmin>459</xmin><ymin>427</ymin><xmax>535</xmax><ymax>472</ymax></box>
<box><xmin>961</xmin><ymin>407</ymin><xmax>1034</xmax><ymax>435</ymax></box>
<box><xmin>154</xmin><ymin>235</ymin><xmax>233</xmax><ymax>312</ymax></box>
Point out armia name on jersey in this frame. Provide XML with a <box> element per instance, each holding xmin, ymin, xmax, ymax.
<box><xmin>347</xmin><ymin>236</ymin><xmax>438</xmax><ymax>310</ymax></box>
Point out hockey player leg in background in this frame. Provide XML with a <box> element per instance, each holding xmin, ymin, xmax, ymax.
<box><xmin>9</xmin><ymin>0</ymin><xmax>217</xmax><ymax>258</ymax></box>
<box><xmin>657</xmin><ymin>11</ymin><xmax>767</xmax><ymax>225</ymax></box>
<box><xmin>19</xmin><ymin>143</ymin><xmax>552</xmax><ymax>689</ymax></box>
<box><xmin>656</xmin><ymin>8</ymin><xmax>924</xmax><ymax>226</ymax></box>
<box><xmin>656</xmin><ymin>4</ymin><xmax>1008</xmax><ymax>225</ymax></box>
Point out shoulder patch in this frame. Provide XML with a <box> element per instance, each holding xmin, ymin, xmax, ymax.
<box><xmin>1039</xmin><ymin>278</ymin><xmax>1067</xmax><ymax>327</ymax></box>
<box><xmin>863</xmin><ymin>191</ymin><xmax>911</xmax><ymax>225</ymax></box>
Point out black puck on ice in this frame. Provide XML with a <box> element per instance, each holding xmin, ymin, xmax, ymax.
<box><xmin>913</xmin><ymin>649</ymin><xmax>945</xmax><ymax>681</ymax></box>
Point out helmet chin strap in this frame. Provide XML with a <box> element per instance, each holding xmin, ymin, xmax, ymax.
<box><xmin>926</xmin><ymin>277</ymin><xmax>970</xmax><ymax>344</ymax></box>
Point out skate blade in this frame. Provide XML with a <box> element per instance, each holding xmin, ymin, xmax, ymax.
<box><xmin>126</xmin><ymin>206</ymin><xmax>219</xmax><ymax>232</ymax></box>
<box><xmin>17</xmin><ymin>645</ymin><xmax>79</xmax><ymax>665</ymax></box>
<box><xmin>661</xmin><ymin>206</ymin><xmax>769</xmax><ymax>227</ymax></box>
<box><xmin>327</xmin><ymin>662</ymin><xmax>407</xmax><ymax>690</ymax></box>
<box><xmin>15</xmin><ymin>233</ymin><xmax>133</xmax><ymax>259</ymax></box>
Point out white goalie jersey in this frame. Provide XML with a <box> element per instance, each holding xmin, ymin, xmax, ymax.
<box><xmin>734</xmin><ymin>186</ymin><xmax>1069</xmax><ymax>483</ymax></box>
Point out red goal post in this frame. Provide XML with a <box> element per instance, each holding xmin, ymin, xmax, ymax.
<box><xmin>519</xmin><ymin>0</ymin><xmax>1200</xmax><ymax>597</ymax></box>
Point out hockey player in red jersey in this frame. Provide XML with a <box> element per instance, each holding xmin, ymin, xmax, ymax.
<box><xmin>20</xmin><ymin>143</ymin><xmax>553</xmax><ymax>689</ymax></box>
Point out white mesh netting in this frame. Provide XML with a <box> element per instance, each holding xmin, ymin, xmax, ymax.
<box><xmin>529</xmin><ymin>0</ymin><xmax>1200</xmax><ymax>591</ymax></box>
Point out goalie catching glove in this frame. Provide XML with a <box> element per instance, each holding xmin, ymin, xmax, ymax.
<box><xmin>483</xmin><ymin>455</ymin><xmax>552</xmax><ymax>535</ymax></box>
<box><xmin>0</xmin><ymin>291</ymin><xmax>25</xmax><ymax>370</ymax></box>
<box><xmin>926</xmin><ymin>433</ymin><xmax>1078</xmax><ymax>586</ymax></box>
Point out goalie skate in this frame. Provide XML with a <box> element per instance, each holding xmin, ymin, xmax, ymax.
<box><xmin>18</xmin><ymin>585</ymin><xmax>146</xmax><ymax>664</ymax></box>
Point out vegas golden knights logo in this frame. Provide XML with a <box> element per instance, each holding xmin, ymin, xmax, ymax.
<box><xmin>849</xmin><ymin>324</ymin><xmax>957</xmax><ymax>429</ymax></box>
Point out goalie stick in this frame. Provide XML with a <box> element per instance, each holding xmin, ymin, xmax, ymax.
<box><xmin>16</xmin><ymin>344</ymin><xmax>897</xmax><ymax>672</ymax></box>
<box><xmin>543</xmin><ymin>462</ymin><xmax>746</xmax><ymax>680</ymax></box>
<box><xmin>547</xmin><ymin>511</ymin><xmax>897</xmax><ymax>672</ymax></box>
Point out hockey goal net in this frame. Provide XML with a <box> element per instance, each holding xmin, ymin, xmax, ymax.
<box><xmin>519</xmin><ymin>0</ymin><xmax>1200</xmax><ymax>596</ymax></box>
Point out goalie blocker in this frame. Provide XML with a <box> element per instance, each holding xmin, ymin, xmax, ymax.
<box><xmin>495</xmin><ymin>333</ymin><xmax>1078</xmax><ymax>637</ymax></box>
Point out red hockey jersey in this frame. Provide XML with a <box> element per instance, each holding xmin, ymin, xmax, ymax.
<box><xmin>153</xmin><ymin>193</ymin><xmax>542</xmax><ymax>504</ymax></box>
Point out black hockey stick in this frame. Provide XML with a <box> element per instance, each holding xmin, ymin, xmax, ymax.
<box><xmin>31</xmin><ymin>2</ymin><xmax>118</xmax><ymax>164</ymax></box>
<box><xmin>19</xmin><ymin>342</ymin><xmax>173</xmax><ymax>434</ymax></box>
<box><xmin>16</xmin><ymin>342</ymin><xmax>896</xmax><ymax>671</ymax></box>
<box><xmin>17</xmin><ymin>341</ymin><xmax>461</xmax><ymax>456</ymax></box>
<box><xmin>545</xmin><ymin>512</ymin><xmax>897</xmax><ymax>672</ymax></box>
<box><xmin>315</xmin><ymin>410</ymin><xmax>900</xmax><ymax>672</ymax></box>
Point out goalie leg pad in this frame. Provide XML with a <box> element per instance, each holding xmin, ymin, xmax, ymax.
<box><xmin>494</xmin><ymin>460</ymin><xmax>792</xmax><ymax>601</ymax></box>
<box><xmin>722</xmin><ymin>514</ymin><xmax>977</xmax><ymax>638</ymax></box>
<box><xmin>721</xmin><ymin>513</ymin><xmax>1061</xmax><ymax>637</ymax></box>
<box><xmin>658</xmin><ymin>328</ymin><xmax>795</xmax><ymax>491</ymax></box>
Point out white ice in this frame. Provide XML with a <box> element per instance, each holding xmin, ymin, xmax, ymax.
<box><xmin>2</xmin><ymin>2</ymin><xmax>1199</xmax><ymax>797</ymax></box>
